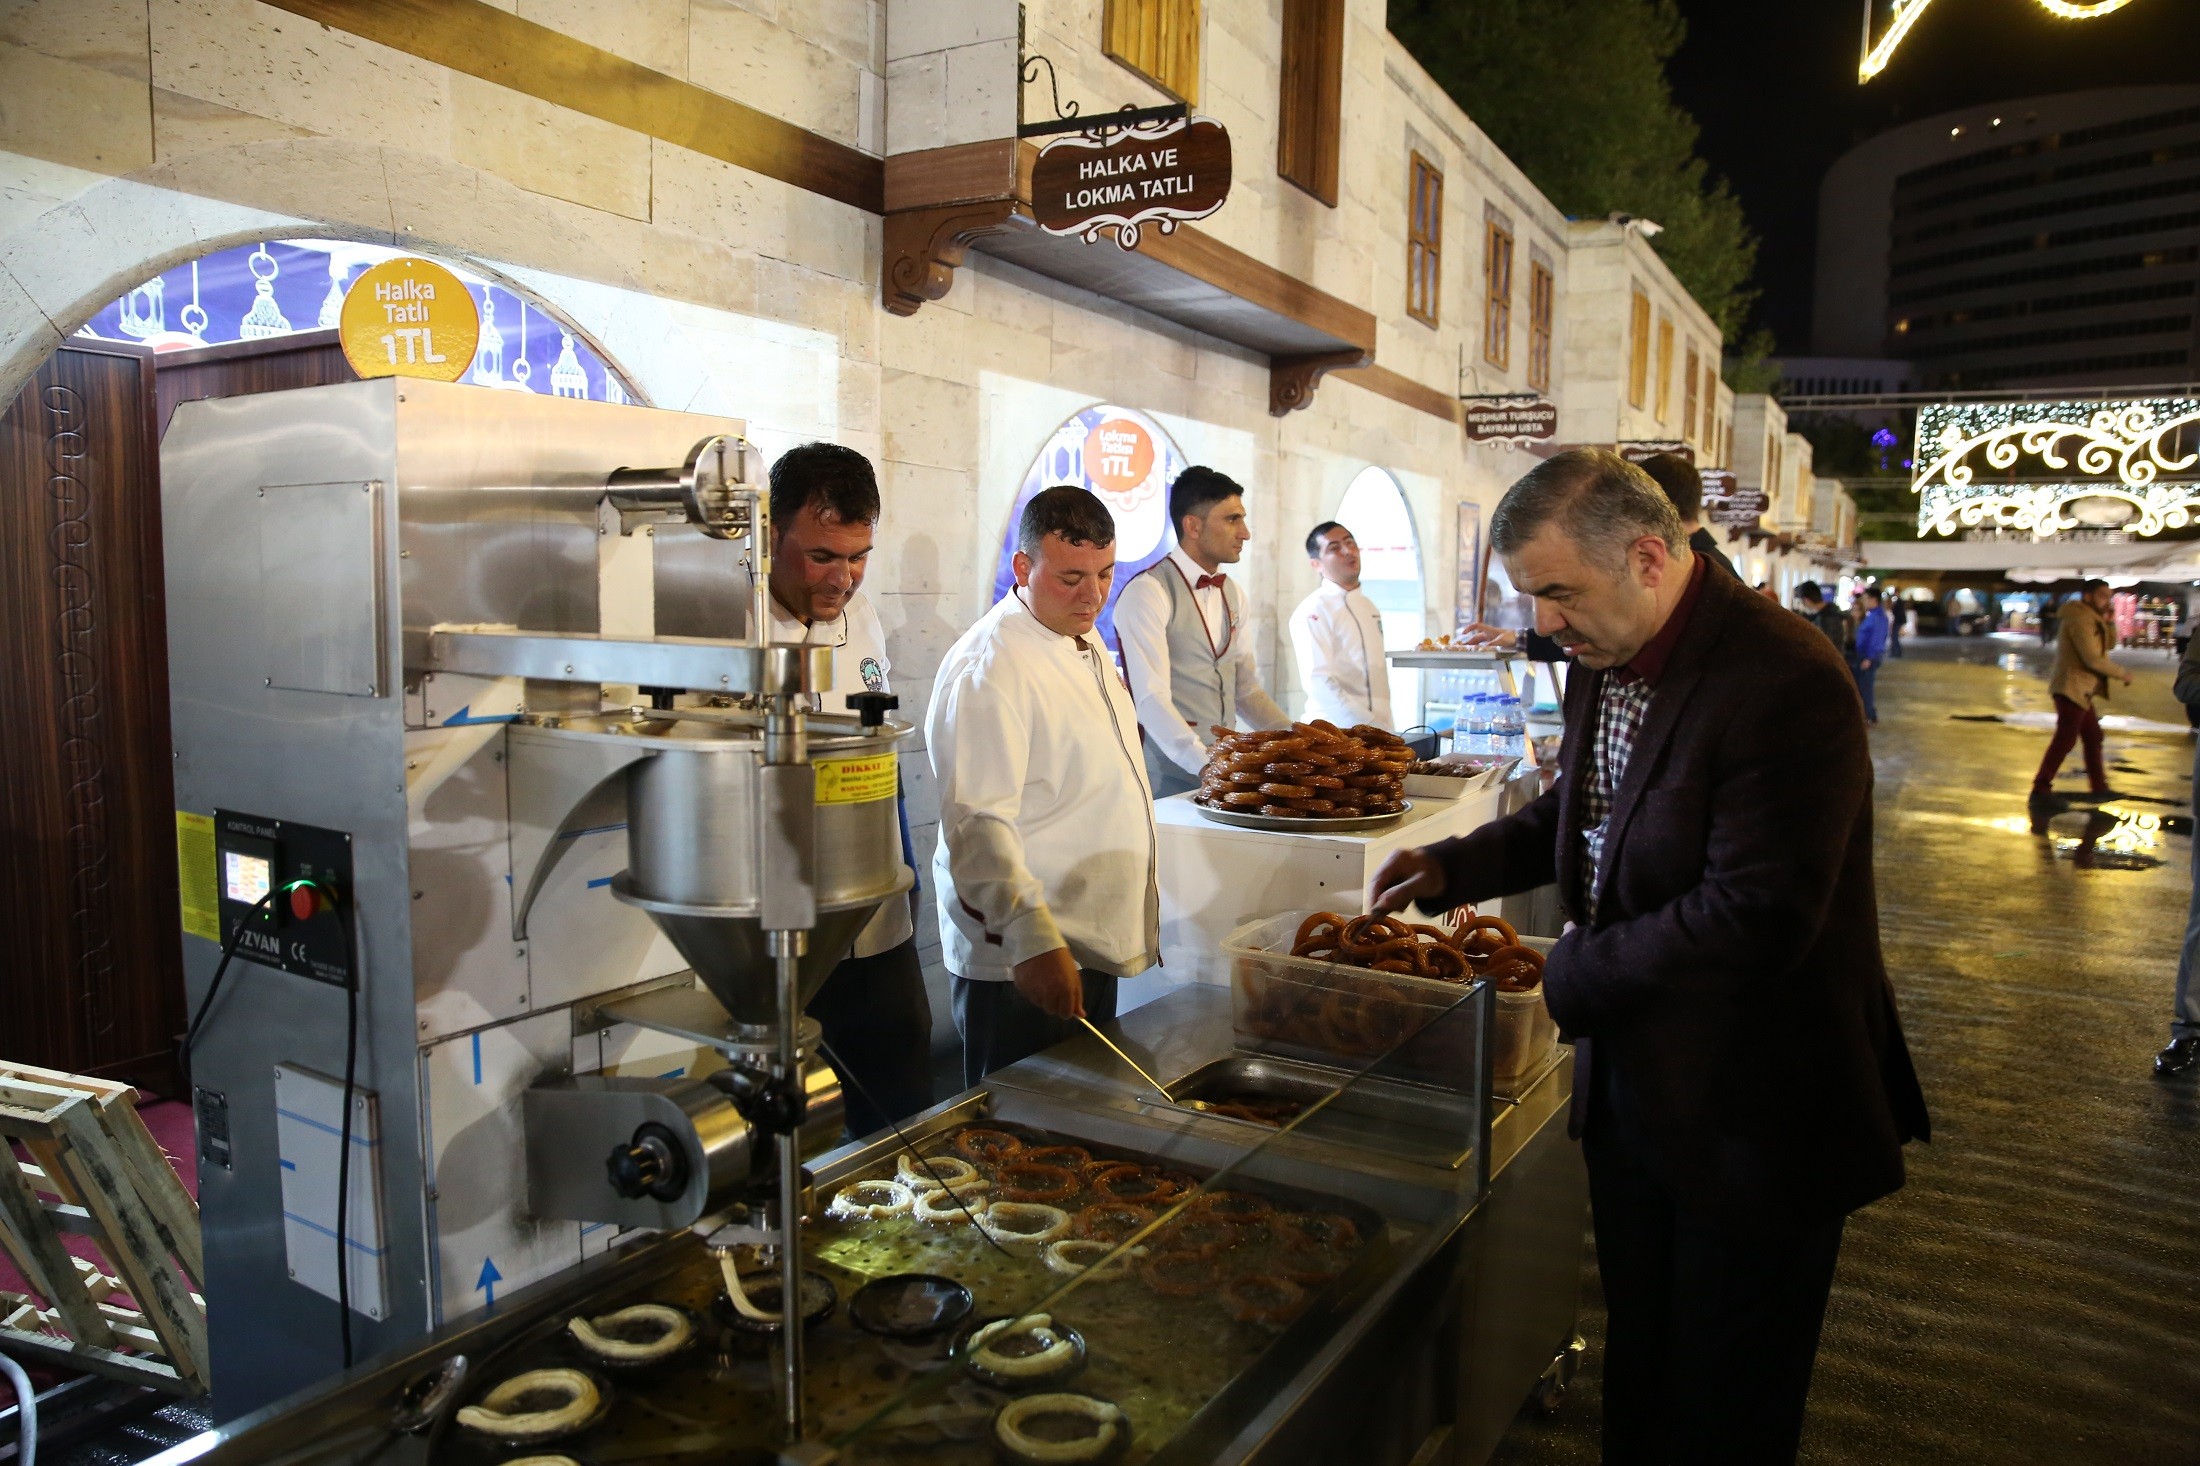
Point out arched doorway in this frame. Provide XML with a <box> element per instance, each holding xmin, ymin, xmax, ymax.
<box><xmin>991</xmin><ymin>404</ymin><xmax>1186</xmax><ymax>653</ymax></box>
<box><xmin>1334</xmin><ymin>467</ymin><xmax>1426</xmax><ymax>727</ymax></box>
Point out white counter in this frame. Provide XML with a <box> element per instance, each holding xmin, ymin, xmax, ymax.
<box><xmin>1134</xmin><ymin>786</ymin><xmax>1503</xmax><ymax>998</ymax></box>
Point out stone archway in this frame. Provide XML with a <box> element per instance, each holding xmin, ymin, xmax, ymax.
<box><xmin>0</xmin><ymin>136</ymin><xmax>722</xmax><ymax>413</ymax></box>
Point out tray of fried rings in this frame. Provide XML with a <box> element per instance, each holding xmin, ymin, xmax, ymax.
<box><xmin>1191</xmin><ymin>721</ymin><xmax>1416</xmax><ymax>829</ymax></box>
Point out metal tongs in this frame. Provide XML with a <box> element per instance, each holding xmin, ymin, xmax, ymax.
<box><xmin>1077</xmin><ymin>1017</ymin><xmax>1210</xmax><ymax>1111</ymax></box>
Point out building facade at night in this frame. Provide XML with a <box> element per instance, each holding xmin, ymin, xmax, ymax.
<box><xmin>1814</xmin><ymin>85</ymin><xmax>2200</xmax><ymax>388</ymax></box>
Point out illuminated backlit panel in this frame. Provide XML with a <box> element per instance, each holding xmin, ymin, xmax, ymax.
<box><xmin>1862</xmin><ymin>0</ymin><xmax>2140</xmax><ymax>82</ymax></box>
<box><xmin>1911</xmin><ymin>397</ymin><xmax>2200</xmax><ymax>537</ymax></box>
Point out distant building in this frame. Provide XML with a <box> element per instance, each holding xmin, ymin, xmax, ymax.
<box><xmin>1814</xmin><ymin>86</ymin><xmax>2200</xmax><ymax>389</ymax></box>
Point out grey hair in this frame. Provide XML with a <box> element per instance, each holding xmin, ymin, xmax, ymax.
<box><xmin>1489</xmin><ymin>448</ymin><xmax>1686</xmax><ymax>572</ymax></box>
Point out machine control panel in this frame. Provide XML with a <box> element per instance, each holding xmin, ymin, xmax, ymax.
<box><xmin>214</xmin><ymin>811</ymin><xmax>356</xmax><ymax>988</ymax></box>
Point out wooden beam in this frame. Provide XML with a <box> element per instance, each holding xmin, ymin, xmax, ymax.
<box><xmin>254</xmin><ymin>0</ymin><xmax>884</xmax><ymax>213</ymax></box>
<box><xmin>884</xmin><ymin>140</ymin><xmax>1021</xmax><ymax>214</ymax></box>
<box><xmin>1142</xmin><ymin>225</ymin><xmax>1377</xmax><ymax>356</ymax></box>
<box><xmin>1337</xmin><ymin>363</ymin><xmax>1464</xmax><ymax>426</ymax></box>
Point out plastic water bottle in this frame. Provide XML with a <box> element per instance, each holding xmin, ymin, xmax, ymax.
<box><xmin>1494</xmin><ymin>695</ymin><xmax>1526</xmax><ymax>758</ymax></box>
<box><xmin>1462</xmin><ymin>695</ymin><xmax>1494</xmax><ymax>755</ymax></box>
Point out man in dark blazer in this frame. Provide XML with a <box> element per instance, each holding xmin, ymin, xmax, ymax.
<box><xmin>1372</xmin><ymin>448</ymin><xmax>1928</xmax><ymax>1465</ymax></box>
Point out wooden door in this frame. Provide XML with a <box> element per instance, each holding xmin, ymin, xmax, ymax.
<box><xmin>0</xmin><ymin>342</ymin><xmax>184</xmax><ymax>1094</ymax></box>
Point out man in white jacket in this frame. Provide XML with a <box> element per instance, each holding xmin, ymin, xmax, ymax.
<box><xmin>756</xmin><ymin>443</ymin><xmax>930</xmax><ymax>1137</ymax></box>
<box><xmin>929</xmin><ymin>486</ymin><xmax>1161</xmax><ymax>1083</ymax></box>
<box><xmin>1289</xmin><ymin>520</ymin><xmax>1394</xmax><ymax>731</ymax></box>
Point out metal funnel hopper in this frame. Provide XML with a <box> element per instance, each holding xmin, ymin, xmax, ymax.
<box><xmin>621</xmin><ymin>876</ymin><xmax>912</xmax><ymax>1027</ymax></box>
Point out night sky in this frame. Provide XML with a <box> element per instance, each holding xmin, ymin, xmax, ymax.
<box><xmin>1666</xmin><ymin>0</ymin><xmax>2200</xmax><ymax>353</ymax></box>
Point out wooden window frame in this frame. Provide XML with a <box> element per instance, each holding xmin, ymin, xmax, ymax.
<box><xmin>1104</xmin><ymin>0</ymin><xmax>1202</xmax><ymax>106</ymax></box>
<box><xmin>1527</xmin><ymin>259</ymin><xmax>1554</xmax><ymax>391</ymax></box>
<box><xmin>1654</xmin><ymin>315</ymin><xmax>1675</xmax><ymax>423</ymax></box>
<box><xmin>1627</xmin><ymin>288</ymin><xmax>1651</xmax><ymax>409</ymax></box>
<box><xmin>1406</xmin><ymin>153</ymin><xmax>1442</xmax><ymax>328</ymax></box>
<box><xmin>1278</xmin><ymin>0</ymin><xmax>1344</xmax><ymax>205</ymax></box>
<box><xmin>1482</xmin><ymin>220</ymin><xmax>1514</xmax><ymax>370</ymax></box>
<box><xmin>1682</xmin><ymin>342</ymin><xmax>1700</xmax><ymax>444</ymax></box>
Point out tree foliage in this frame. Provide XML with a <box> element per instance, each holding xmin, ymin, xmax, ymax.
<box><xmin>1388</xmin><ymin>0</ymin><xmax>1759</xmax><ymax>342</ymax></box>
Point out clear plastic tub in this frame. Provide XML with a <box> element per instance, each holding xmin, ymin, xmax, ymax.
<box><xmin>1222</xmin><ymin>910</ymin><xmax>1555</xmax><ymax>1095</ymax></box>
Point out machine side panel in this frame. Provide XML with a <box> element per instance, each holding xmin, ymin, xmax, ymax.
<box><xmin>391</xmin><ymin>382</ymin><xmax>746</xmax><ymax>648</ymax></box>
<box><xmin>409</xmin><ymin>725</ymin><xmax>530</xmax><ymax>1040</ymax></box>
<box><xmin>162</xmin><ymin>381</ymin><xmax>430</xmax><ymax>1416</ymax></box>
<box><xmin>420</xmin><ymin>1011</ymin><xmax>578</xmax><ymax>1323</ymax></box>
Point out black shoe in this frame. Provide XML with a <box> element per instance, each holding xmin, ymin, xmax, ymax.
<box><xmin>2157</xmin><ymin>1035</ymin><xmax>2200</xmax><ymax>1077</ymax></box>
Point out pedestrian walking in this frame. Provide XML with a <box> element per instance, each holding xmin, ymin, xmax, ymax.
<box><xmin>1370</xmin><ymin>449</ymin><xmax>1928</xmax><ymax>1466</ymax></box>
<box><xmin>2029</xmin><ymin>579</ymin><xmax>2132</xmax><ymax>808</ymax></box>
<box><xmin>1853</xmin><ymin>589</ymin><xmax>1890</xmax><ymax>725</ymax></box>
<box><xmin>1794</xmin><ymin>581</ymin><xmax>1849</xmax><ymax>655</ymax></box>
<box><xmin>2040</xmin><ymin>594</ymin><xmax>2060</xmax><ymax>645</ymax></box>
<box><xmin>2156</xmin><ymin>630</ymin><xmax>2200</xmax><ymax>1078</ymax></box>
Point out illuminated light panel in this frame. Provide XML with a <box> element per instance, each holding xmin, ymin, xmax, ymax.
<box><xmin>1910</xmin><ymin>397</ymin><xmax>2200</xmax><ymax>538</ymax></box>
<box><xmin>1863</xmin><ymin>0</ymin><xmax>2143</xmax><ymax>82</ymax></box>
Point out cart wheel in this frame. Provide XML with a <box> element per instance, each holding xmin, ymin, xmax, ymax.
<box><xmin>1531</xmin><ymin>1335</ymin><xmax>1587</xmax><ymax>1416</ymax></box>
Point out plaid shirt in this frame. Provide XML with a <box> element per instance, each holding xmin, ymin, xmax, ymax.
<box><xmin>1581</xmin><ymin>674</ymin><xmax>1656</xmax><ymax>913</ymax></box>
<box><xmin>1575</xmin><ymin>557</ymin><xmax>1711</xmax><ymax>915</ymax></box>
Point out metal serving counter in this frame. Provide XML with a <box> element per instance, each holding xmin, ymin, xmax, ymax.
<box><xmin>143</xmin><ymin>988</ymin><xmax>1582</xmax><ymax>1466</ymax></box>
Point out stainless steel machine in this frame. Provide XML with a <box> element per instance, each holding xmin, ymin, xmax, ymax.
<box><xmin>163</xmin><ymin>380</ymin><xmax>909</xmax><ymax>1435</ymax></box>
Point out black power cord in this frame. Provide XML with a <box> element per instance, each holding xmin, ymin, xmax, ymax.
<box><xmin>178</xmin><ymin>889</ymin><xmax>278</xmax><ymax>1077</ymax></box>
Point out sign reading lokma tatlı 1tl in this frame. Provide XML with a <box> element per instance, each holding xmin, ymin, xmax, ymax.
<box><xmin>1032</xmin><ymin>117</ymin><xmax>1232</xmax><ymax>249</ymax></box>
<box><xmin>338</xmin><ymin>256</ymin><xmax>480</xmax><ymax>382</ymax></box>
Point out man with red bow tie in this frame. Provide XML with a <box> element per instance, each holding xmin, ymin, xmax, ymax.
<box><xmin>1115</xmin><ymin>465</ymin><xmax>1291</xmax><ymax>798</ymax></box>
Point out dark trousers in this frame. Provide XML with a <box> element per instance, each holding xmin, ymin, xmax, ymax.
<box><xmin>2031</xmin><ymin>693</ymin><xmax>2108</xmax><ymax>794</ymax></box>
<box><xmin>804</xmin><ymin>937</ymin><xmax>933</xmax><ymax>1139</ymax></box>
<box><xmin>1585</xmin><ymin>1127</ymin><xmax>1845</xmax><ymax>1466</ymax></box>
<box><xmin>1852</xmin><ymin>663</ymin><xmax>1878</xmax><ymax>723</ymax></box>
<box><xmin>952</xmin><ymin>971</ymin><xmax>1118</xmax><ymax>1087</ymax></box>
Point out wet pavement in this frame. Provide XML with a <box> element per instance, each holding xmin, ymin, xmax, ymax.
<box><xmin>1491</xmin><ymin>633</ymin><xmax>2200</xmax><ymax>1465</ymax></box>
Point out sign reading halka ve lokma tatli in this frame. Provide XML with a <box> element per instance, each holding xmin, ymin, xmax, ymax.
<box><xmin>1032</xmin><ymin>117</ymin><xmax>1232</xmax><ymax>249</ymax></box>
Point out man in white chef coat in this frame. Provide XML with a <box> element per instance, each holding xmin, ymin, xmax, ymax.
<box><xmin>1114</xmin><ymin>466</ymin><xmax>1291</xmax><ymax>798</ymax></box>
<box><xmin>929</xmin><ymin>486</ymin><xmax>1161</xmax><ymax>1084</ymax></box>
<box><xmin>759</xmin><ymin>443</ymin><xmax>930</xmax><ymax>1136</ymax></box>
<box><xmin>1289</xmin><ymin>521</ymin><xmax>1394</xmax><ymax>731</ymax></box>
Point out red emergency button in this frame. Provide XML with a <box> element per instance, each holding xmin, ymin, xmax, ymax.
<box><xmin>288</xmin><ymin>883</ymin><xmax>327</xmax><ymax>921</ymax></box>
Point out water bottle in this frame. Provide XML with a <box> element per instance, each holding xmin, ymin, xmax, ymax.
<box><xmin>1494</xmin><ymin>695</ymin><xmax>1526</xmax><ymax>758</ymax></box>
<box><xmin>1462</xmin><ymin>695</ymin><xmax>1494</xmax><ymax>756</ymax></box>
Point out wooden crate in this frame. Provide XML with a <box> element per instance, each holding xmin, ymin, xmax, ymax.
<box><xmin>0</xmin><ymin>1063</ymin><xmax>206</xmax><ymax>1393</ymax></box>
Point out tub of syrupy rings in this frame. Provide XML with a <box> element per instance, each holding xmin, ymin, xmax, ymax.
<box><xmin>1222</xmin><ymin>910</ymin><xmax>1558</xmax><ymax>1096</ymax></box>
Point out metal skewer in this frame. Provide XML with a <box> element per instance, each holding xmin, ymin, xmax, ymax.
<box><xmin>1076</xmin><ymin>1017</ymin><xmax>1208</xmax><ymax>1109</ymax></box>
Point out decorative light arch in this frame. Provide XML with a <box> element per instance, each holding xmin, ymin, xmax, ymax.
<box><xmin>1862</xmin><ymin>0</ymin><xmax>2141</xmax><ymax>82</ymax></box>
<box><xmin>1910</xmin><ymin>397</ymin><xmax>2200</xmax><ymax>537</ymax></box>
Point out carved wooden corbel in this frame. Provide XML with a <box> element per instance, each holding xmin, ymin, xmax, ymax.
<box><xmin>1269</xmin><ymin>348</ymin><xmax>1372</xmax><ymax>416</ymax></box>
<box><xmin>882</xmin><ymin>200</ymin><xmax>1019</xmax><ymax>317</ymax></box>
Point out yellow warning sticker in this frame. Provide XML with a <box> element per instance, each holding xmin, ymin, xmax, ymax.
<box><xmin>176</xmin><ymin>811</ymin><xmax>219</xmax><ymax>941</ymax></box>
<box><xmin>814</xmin><ymin>752</ymin><xmax>898</xmax><ymax>806</ymax></box>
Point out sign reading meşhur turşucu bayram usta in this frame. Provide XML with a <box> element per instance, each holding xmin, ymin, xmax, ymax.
<box><xmin>1032</xmin><ymin>116</ymin><xmax>1232</xmax><ymax>250</ymax></box>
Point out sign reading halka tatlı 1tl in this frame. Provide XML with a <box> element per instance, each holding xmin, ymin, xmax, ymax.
<box><xmin>1032</xmin><ymin>117</ymin><xmax>1232</xmax><ymax>249</ymax></box>
<box><xmin>338</xmin><ymin>256</ymin><xmax>479</xmax><ymax>382</ymax></box>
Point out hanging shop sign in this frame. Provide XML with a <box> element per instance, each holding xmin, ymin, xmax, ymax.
<box><xmin>1031</xmin><ymin>116</ymin><xmax>1232</xmax><ymax>249</ymax></box>
<box><xmin>338</xmin><ymin>256</ymin><xmax>479</xmax><ymax>383</ymax></box>
<box><xmin>1702</xmin><ymin>470</ymin><xmax>1768</xmax><ymax>528</ymax></box>
<box><xmin>1618</xmin><ymin>440</ymin><xmax>1694</xmax><ymax>465</ymax></box>
<box><xmin>1462</xmin><ymin>398</ymin><xmax>1558</xmax><ymax>445</ymax></box>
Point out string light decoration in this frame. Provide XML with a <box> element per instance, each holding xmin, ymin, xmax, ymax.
<box><xmin>1912</xmin><ymin>397</ymin><xmax>2200</xmax><ymax>538</ymax></box>
<box><xmin>1862</xmin><ymin>0</ymin><xmax>2141</xmax><ymax>81</ymax></box>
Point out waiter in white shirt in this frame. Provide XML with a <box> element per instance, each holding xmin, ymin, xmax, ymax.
<box><xmin>1289</xmin><ymin>520</ymin><xmax>1394</xmax><ymax>731</ymax></box>
<box><xmin>929</xmin><ymin>486</ymin><xmax>1160</xmax><ymax>1083</ymax></box>
<box><xmin>1114</xmin><ymin>466</ymin><xmax>1291</xmax><ymax>798</ymax></box>
<box><xmin>756</xmin><ymin>443</ymin><xmax>930</xmax><ymax>1135</ymax></box>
